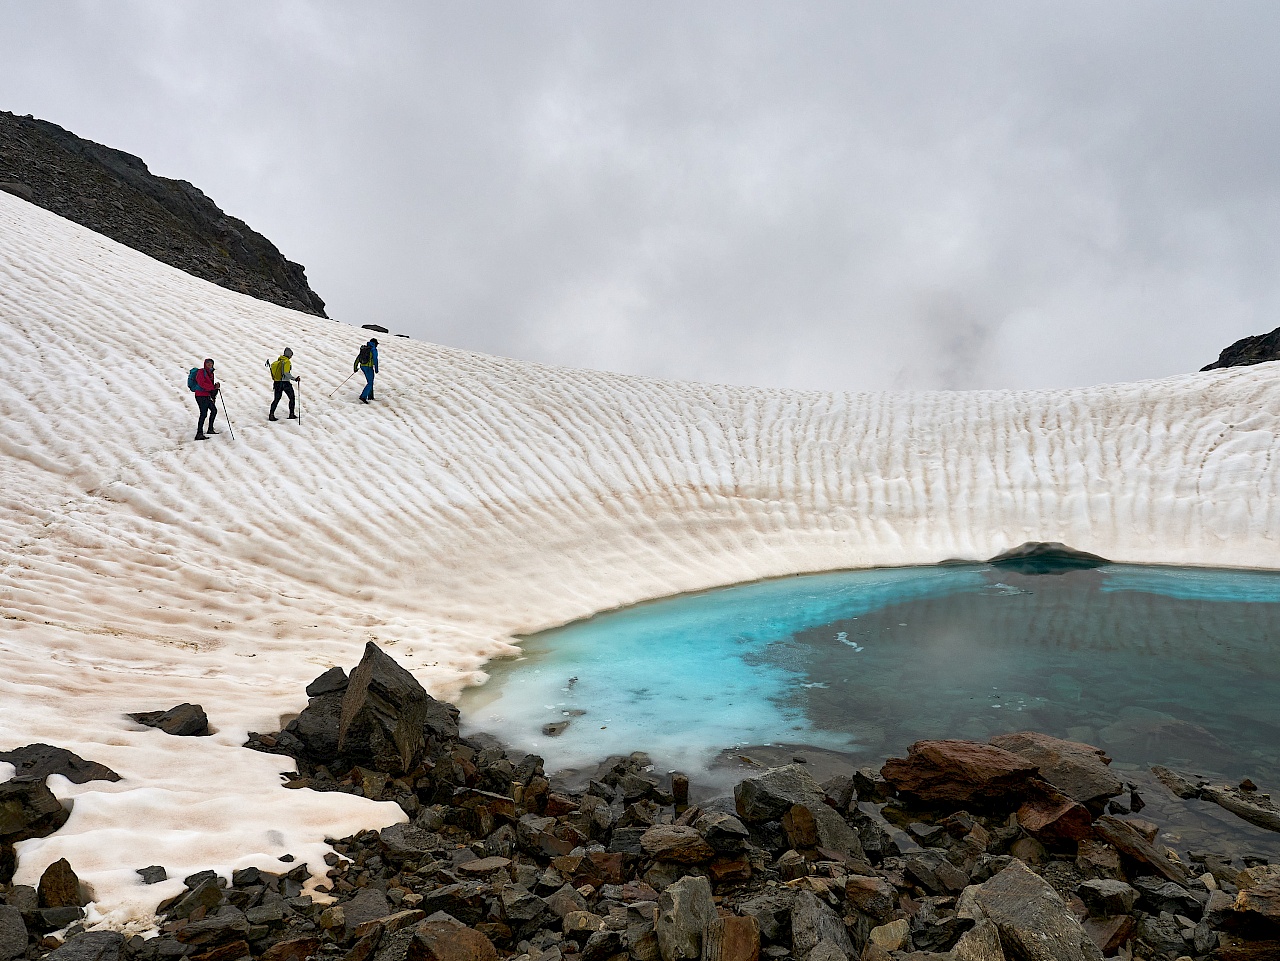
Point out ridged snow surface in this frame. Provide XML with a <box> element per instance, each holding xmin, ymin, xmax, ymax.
<box><xmin>1</xmin><ymin>191</ymin><xmax>1278</xmax><ymax>926</ymax></box>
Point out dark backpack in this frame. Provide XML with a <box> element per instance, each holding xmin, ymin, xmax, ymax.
<box><xmin>354</xmin><ymin>344</ymin><xmax>372</xmax><ymax>371</ymax></box>
<box><xmin>187</xmin><ymin>367</ymin><xmax>200</xmax><ymax>392</ymax></box>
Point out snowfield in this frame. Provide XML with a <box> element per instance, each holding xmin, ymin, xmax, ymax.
<box><xmin>1</xmin><ymin>191</ymin><xmax>1278</xmax><ymax>927</ymax></box>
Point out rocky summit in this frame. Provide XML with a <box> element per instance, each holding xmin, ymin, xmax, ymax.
<box><xmin>0</xmin><ymin>110</ymin><xmax>326</xmax><ymax>317</ymax></box>
<box><xmin>4</xmin><ymin>647</ymin><xmax>1280</xmax><ymax>961</ymax></box>
<box><xmin>1202</xmin><ymin>326</ymin><xmax>1280</xmax><ymax>371</ymax></box>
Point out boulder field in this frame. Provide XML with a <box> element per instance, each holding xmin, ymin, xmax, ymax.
<box><xmin>3</xmin><ymin>643</ymin><xmax>1278</xmax><ymax>961</ymax></box>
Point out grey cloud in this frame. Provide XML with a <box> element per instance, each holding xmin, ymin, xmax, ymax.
<box><xmin>2</xmin><ymin>0</ymin><xmax>1278</xmax><ymax>391</ymax></box>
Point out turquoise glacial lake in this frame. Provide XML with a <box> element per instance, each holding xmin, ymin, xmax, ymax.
<box><xmin>461</xmin><ymin>562</ymin><xmax>1280</xmax><ymax>854</ymax></box>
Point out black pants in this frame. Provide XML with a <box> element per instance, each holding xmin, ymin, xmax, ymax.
<box><xmin>196</xmin><ymin>395</ymin><xmax>218</xmax><ymax>435</ymax></box>
<box><xmin>270</xmin><ymin>381</ymin><xmax>296</xmax><ymax>418</ymax></box>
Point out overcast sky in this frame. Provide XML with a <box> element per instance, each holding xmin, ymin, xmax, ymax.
<box><xmin>3</xmin><ymin>2</ymin><xmax>1278</xmax><ymax>391</ymax></box>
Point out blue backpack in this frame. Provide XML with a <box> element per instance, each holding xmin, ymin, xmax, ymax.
<box><xmin>187</xmin><ymin>368</ymin><xmax>200</xmax><ymax>392</ymax></box>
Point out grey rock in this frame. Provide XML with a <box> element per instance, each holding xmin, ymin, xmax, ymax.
<box><xmin>172</xmin><ymin>907</ymin><xmax>249</xmax><ymax>946</ymax></box>
<box><xmin>0</xmin><ymin>744</ymin><xmax>120</xmax><ymax>784</ymax></box>
<box><xmin>341</xmin><ymin>886</ymin><xmax>391</xmax><ymax>940</ymax></box>
<box><xmin>1134</xmin><ymin>911</ymin><xmax>1185</xmax><ymax>957</ymax></box>
<box><xmin>379</xmin><ymin>822</ymin><xmax>443</xmax><ymax>862</ymax></box>
<box><xmin>546</xmin><ymin>884</ymin><xmax>589</xmax><ymax>919</ymax></box>
<box><xmin>790</xmin><ymin>890</ymin><xmax>854</xmax><ymax>960</ymax></box>
<box><xmin>44</xmin><ymin>931</ymin><xmax>124</xmax><ymax>961</ymax></box>
<box><xmin>971</xmin><ymin>859</ymin><xmax>1102</xmax><ymax>961</ymax></box>
<box><xmin>1131</xmin><ymin>877</ymin><xmax>1203</xmax><ymax>917</ymax></box>
<box><xmin>655</xmin><ymin>875</ymin><xmax>715</xmax><ymax>961</ymax></box>
<box><xmin>0</xmin><ymin>181</ymin><xmax>34</xmax><ymax>202</ymax></box>
<box><xmin>306</xmin><ymin>667</ymin><xmax>348</xmax><ymax>697</ymax></box>
<box><xmin>1075</xmin><ymin>879</ymin><xmax>1138</xmax><ymax>917</ymax></box>
<box><xmin>136</xmin><ymin>866</ymin><xmax>167</xmax><ymax>885</ymax></box>
<box><xmin>291</xmin><ymin>690</ymin><xmax>344</xmax><ymax>760</ymax></box>
<box><xmin>339</xmin><ymin>643</ymin><xmax>430</xmax><ymax>773</ymax></box>
<box><xmin>693</xmin><ymin>811</ymin><xmax>751</xmax><ymax>854</ymax></box>
<box><xmin>951</xmin><ymin>918</ymin><xmax>1005</xmax><ymax>961</ymax></box>
<box><xmin>0</xmin><ymin>905</ymin><xmax>26</xmax><ymax>961</ymax></box>
<box><xmin>737</xmin><ymin>889</ymin><xmax>796</xmax><ymax>944</ymax></box>
<box><xmin>734</xmin><ymin>765</ymin><xmax>825</xmax><ymax>823</ymax></box>
<box><xmin>736</xmin><ymin>766</ymin><xmax>864</xmax><ymax>860</ymax></box>
<box><xmin>804</xmin><ymin>940</ymin><xmax>846</xmax><ymax>961</ymax></box>
<box><xmin>988</xmin><ymin>732</ymin><xmax>1121</xmax><ymax>809</ymax></box>
<box><xmin>161</xmin><ymin>877</ymin><xmax>225</xmax><ymax>920</ymax></box>
<box><xmin>128</xmin><ymin>704</ymin><xmax>209</xmax><ymax>737</ymax></box>
<box><xmin>0</xmin><ymin>776</ymin><xmax>69</xmax><ymax>841</ymax></box>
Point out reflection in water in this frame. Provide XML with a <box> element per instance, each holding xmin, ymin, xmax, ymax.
<box><xmin>461</xmin><ymin>564</ymin><xmax>1280</xmax><ymax>855</ymax></box>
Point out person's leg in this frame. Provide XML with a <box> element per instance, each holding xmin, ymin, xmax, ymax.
<box><xmin>196</xmin><ymin>396</ymin><xmax>212</xmax><ymax>438</ymax></box>
<box><xmin>206</xmin><ymin>396</ymin><xmax>219</xmax><ymax>433</ymax></box>
<box><xmin>368</xmin><ymin>370</ymin><xmax>376</xmax><ymax>400</ymax></box>
<box><xmin>360</xmin><ymin>367</ymin><xmax>374</xmax><ymax>401</ymax></box>
<box><xmin>269</xmin><ymin>382</ymin><xmax>284</xmax><ymax>419</ymax></box>
<box><xmin>284</xmin><ymin>382</ymin><xmax>297</xmax><ymax>417</ymax></box>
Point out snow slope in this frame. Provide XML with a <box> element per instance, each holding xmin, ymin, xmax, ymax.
<box><xmin>1</xmin><ymin>191</ymin><xmax>1278</xmax><ymax>926</ymax></box>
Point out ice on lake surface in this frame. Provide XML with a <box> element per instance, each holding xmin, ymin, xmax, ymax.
<box><xmin>462</xmin><ymin>563</ymin><xmax>1280</xmax><ymax>856</ymax></box>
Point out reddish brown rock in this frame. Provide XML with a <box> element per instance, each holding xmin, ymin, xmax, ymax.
<box><xmin>640</xmin><ymin>824</ymin><xmax>715</xmax><ymax>863</ymax></box>
<box><xmin>407</xmin><ymin>919</ymin><xmax>498</xmax><ymax>961</ymax></box>
<box><xmin>1081</xmin><ymin>915</ymin><xmax>1135</xmax><ymax>956</ymax></box>
<box><xmin>259</xmin><ymin>937</ymin><xmax>322</xmax><ymax>961</ymax></box>
<box><xmin>990</xmin><ymin>731</ymin><xmax>1122</xmax><ymax>810</ymax></box>
<box><xmin>38</xmin><ymin>859</ymin><xmax>84</xmax><ymax>908</ymax></box>
<box><xmin>781</xmin><ymin>804</ymin><xmax>819</xmax><ymax>849</ymax></box>
<box><xmin>1017</xmin><ymin>785</ymin><xmax>1095</xmax><ymax>842</ymax></box>
<box><xmin>708</xmin><ymin>855</ymin><xmax>752</xmax><ymax>885</ymax></box>
<box><xmin>1234</xmin><ymin>877</ymin><xmax>1280</xmax><ymax>925</ymax></box>
<box><xmin>701</xmin><ymin>915</ymin><xmax>760</xmax><ymax>961</ymax></box>
<box><xmin>1092</xmin><ymin>816</ymin><xmax>1187</xmax><ymax>885</ymax></box>
<box><xmin>880</xmin><ymin>740</ymin><xmax>1039</xmax><ymax>807</ymax></box>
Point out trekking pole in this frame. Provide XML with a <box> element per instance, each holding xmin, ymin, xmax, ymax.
<box><xmin>218</xmin><ymin>391</ymin><xmax>236</xmax><ymax>441</ymax></box>
<box><xmin>328</xmin><ymin>369</ymin><xmax>357</xmax><ymax>398</ymax></box>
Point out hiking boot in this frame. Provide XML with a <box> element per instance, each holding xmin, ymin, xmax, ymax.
<box><xmin>268</xmin><ymin>415</ymin><xmax>278</xmax><ymax>422</ymax></box>
<box><xmin>205</xmin><ymin>428</ymin><xmax>219</xmax><ymax>434</ymax></box>
<box><xmin>286</xmin><ymin>413</ymin><xmax>297</xmax><ymax>419</ymax></box>
<box><xmin>360</xmin><ymin>397</ymin><xmax>370</xmax><ymax>404</ymax></box>
<box><xmin>194</xmin><ymin>433</ymin><xmax>207</xmax><ymax>440</ymax></box>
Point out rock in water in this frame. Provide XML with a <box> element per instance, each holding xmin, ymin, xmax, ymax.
<box><xmin>971</xmin><ymin>859</ymin><xmax>1102</xmax><ymax>961</ymax></box>
<box><xmin>0</xmin><ymin>745</ymin><xmax>120</xmax><ymax>784</ymax></box>
<box><xmin>881</xmin><ymin>739</ymin><xmax>1039</xmax><ymax>808</ymax></box>
<box><xmin>986</xmin><ymin>542</ymin><xmax>1110</xmax><ymax>574</ymax></box>
<box><xmin>338</xmin><ymin>642</ymin><xmax>429</xmax><ymax>773</ymax></box>
<box><xmin>989</xmin><ymin>731</ymin><xmax>1122</xmax><ymax>810</ymax></box>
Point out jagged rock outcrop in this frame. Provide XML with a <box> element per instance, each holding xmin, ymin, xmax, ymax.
<box><xmin>1203</xmin><ymin>326</ymin><xmax>1280</xmax><ymax>371</ymax></box>
<box><xmin>0</xmin><ymin>110</ymin><xmax>326</xmax><ymax>317</ymax></box>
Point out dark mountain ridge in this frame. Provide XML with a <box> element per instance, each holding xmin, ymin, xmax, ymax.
<box><xmin>0</xmin><ymin>110</ymin><xmax>326</xmax><ymax>317</ymax></box>
<box><xmin>1202</xmin><ymin>326</ymin><xmax>1280</xmax><ymax>372</ymax></box>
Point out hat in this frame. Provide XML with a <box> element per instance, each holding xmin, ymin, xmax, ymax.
<box><xmin>283</xmin><ymin>348</ymin><xmax>293</xmax><ymax>357</ymax></box>
<box><xmin>203</xmin><ymin>358</ymin><xmax>214</xmax><ymax>367</ymax></box>
<box><xmin>368</xmin><ymin>338</ymin><xmax>378</xmax><ymax>345</ymax></box>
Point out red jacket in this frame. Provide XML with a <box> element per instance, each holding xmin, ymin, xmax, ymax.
<box><xmin>194</xmin><ymin>368</ymin><xmax>218</xmax><ymax>398</ymax></box>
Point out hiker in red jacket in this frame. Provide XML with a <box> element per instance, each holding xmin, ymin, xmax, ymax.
<box><xmin>194</xmin><ymin>358</ymin><xmax>220</xmax><ymax>440</ymax></box>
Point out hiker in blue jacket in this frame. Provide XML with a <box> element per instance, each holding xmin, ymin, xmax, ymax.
<box><xmin>356</xmin><ymin>338</ymin><xmax>379</xmax><ymax>403</ymax></box>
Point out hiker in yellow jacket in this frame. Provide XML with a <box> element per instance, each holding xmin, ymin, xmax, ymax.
<box><xmin>268</xmin><ymin>348</ymin><xmax>301</xmax><ymax>421</ymax></box>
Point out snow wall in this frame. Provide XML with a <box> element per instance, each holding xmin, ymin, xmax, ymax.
<box><xmin>0</xmin><ymin>191</ymin><xmax>1277</xmax><ymax>926</ymax></box>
